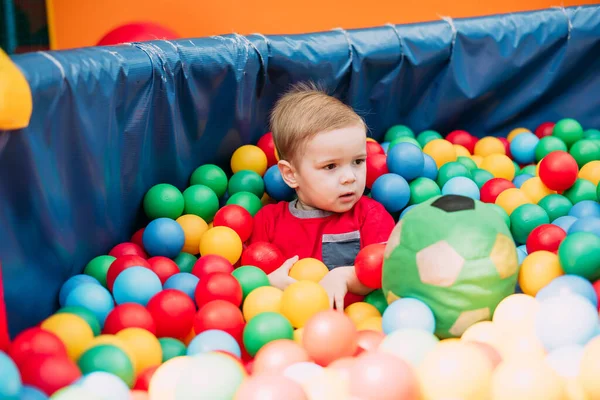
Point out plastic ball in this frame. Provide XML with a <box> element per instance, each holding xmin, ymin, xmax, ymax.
<box><xmin>518</xmin><ymin>250</ymin><xmax>564</xmax><ymax>296</ymax></box>
<box><xmin>263</xmin><ymin>165</ymin><xmax>295</xmax><ymax>201</ymax></box>
<box><xmin>158</xmin><ymin>338</ymin><xmax>186</xmax><ymax>362</ymax></box>
<box><xmin>56</xmin><ymin>307</ymin><xmax>101</xmax><ymax>336</ymax></box>
<box><xmin>344</xmin><ymin>302</ymin><xmax>381</xmax><ymax>328</ymax></box>
<box><xmin>446</xmin><ymin>130</ymin><xmax>476</xmax><ymax>153</ymax></box>
<box><xmin>536</xmin><ymin>275</ymin><xmax>598</xmax><ymax>307</ymax></box>
<box><xmin>19</xmin><ymin>354</ymin><xmax>81</xmax><ymax>396</ymax></box>
<box><xmin>492</xmin><ymin>293</ymin><xmax>540</xmax><ymax>335</ymax></box>
<box><xmin>234</xmin><ymin>373</ymin><xmax>306</xmax><ymax>400</ymax></box>
<box><xmin>187</xmin><ymin>329</ymin><xmax>241</xmax><ymax>358</ymax></box>
<box><xmin>526</xmin><ymin>224</ymin><xmax>566</xmax><ymax>253</ymax></box>
<box><xmin>442</xmin><ymin>176</ymin><xmax>480</xmax><ymax>200</ymax></box>
<box><xmin>546</xmin><ymin>344</ymin><xmax>585</xmax><ymax>380</ymax></box>
<box><xmin>182</xmin><ymin>184</ymin><xmax>220</xmax><ymax>223</ymax></box>
<box><xmin>195</xmin><ymin>271</ymin><xmax>242</xmax><ymax>308</ymax></box>
<box><xmin>173</xmin><ymin>252</ymin><xmax>196</xmax><ymax>273</ymax></box>
<box><xmin>8</xmin><ymin>328</ymin><xmax>68</xmax><ymax>368</ymax></box>
<box><xmin>199</xmin><ymin>226</ymin><xmax>242</xmax><ymax>265</ymax></box>
<box><xmin>231</xmin><ymin>145</ymin><xmax>268</xmax><ymax>176</ymax></box>
<box><xmin>176</xmin><ymin>352</ymin><xmax>245</xmax><ymax>399</ymax></box>
<box><xmin>553</xmin><ymin>118</ymin><xmax>583</xmax><ymax>147</ymax></box>
<box><xmin>535</xmin><ymin>136</ymin><xmax>568</xmax><ymax>161</ymax></box>
<box><xmin>228</xmin><ymin>170</ymin><xmax>265</xmax><ymax>199</ymax></box>
<box><xmin>354</xmin><ymin>243</ymin><xmax>385</xmax><ymax>289</ymax></box>
<box><xmin>387</xmin><ymin>143</ymin><xmax>424</xmax><ymax>180</ymax></box>
<box><xmin>288</xmin><ymin>258</ymin><xmax>329</xmax><ymax>283</ymax></box>
<box><xmin>113</xmin><ymin>267</ymin><xmax>162</xmax><ymax>306</ymax></box>
<box><xmin>0</xmin><ymin>352</ymin><xmax>20</xmax><ymax>399</ymax></box>
<box><xmin>382</xmin><ymin>298</ymin><xmax>435</xmax><ymax>334</ymax></box>
<box><xmin>423</xmin><ymin>139</ymin><xmax>457</xmax><ymax>168</ymax></box>
<box><xmin>538</xmin><ymin>194</ymin><xmax>573</xmax><ymax>221</ymax></box>
<box><xmin>193</xmin><ymin>300</ymin><xmax>245</xmax><ymax>342</ymax></box>
<box><xmin>520</xmin><ymin>176</ymin><xmax>555</xmax><ymax>204</ymax></box>
<box><xmin>143</xmin><ymin>183</ymin><xmax>184</xmax><ymax>220</ymax></box>
<box><xmin>535</xmin><ymin>122</ymin><xmax>555</xmax><ymax>138</ymax></box>
<box><xmin>568</xmin><ymin>217</ymin><xmax>600</xmax><ymax>237</ymax></box>
<box><xmin>585</xmin><ymin>128</ymin><xmax>600</xmax><ymax>139</ymax></box>
<box><xmin>147</xmin><ymin>289</ymin><xmax>196</xmax><ymax>340</ymax></box>
<box><xmin>212</xmin><ymin>205</ymin><xmax>253</xmax><ymax>243</ymax></box>
<box><xmin>510</xmin><ymin>132</ymin><xmax>539</xmax><ymax>164</ymax></box>
<box><xmin>256</xmin><ymin>132</ymin><xmax>278</xmax><ymax>167</ymax></box>
<box><xmin>84</xmin><ymin>256</ymin><xmax>116</xmax><ymax>289</ymax></box>
<box><xmin>481</xmin><ymin>154</ymin><xmax>515</xmax><ymax>180</ymax></box>
<box><xmin>147</xmin><ymin>356</ymin><xmax>193</xmax><ymax>399</ymax></box>
<box><xmin>579</xmin><ymin>160</ymin><xmax>600</xmax><ymax>185</ymax></box>
<box><xmin>301</xmin><ymin>310</ymin><xmax>357</xmax><ymax>366</ymax></box>
<box><xmin>378</xmin><ymin>328</ymin><xmax>439</xmax><ymax>367</ymax></box>
<box><xmin>226</xmin><ymin>191</ymin><xmax>263</xmax><ymax>216</ymax></box>
<box><xmin>18</xmin><ymin>385</ymin><xmax>48</xmax><ymax>400</ymax></box>
<box><xmin>77</xmin><ymin>345</ymin><xmax>135</xmax><ymax>388</ymax></box>
<box><xmin>75</xmin><ymin>371</ymin><xmax>130</xmax><ymax>400</ymax></box>
<box><xmin>416</xmin><ymin>130</ymin><xmax>443</xmax><ymax>148</ymax></box>
<box><xmin>106</xmin><ymin>255</ymin><xmax>150</xmax><ymax>291</ymax></box>
<box><xmin>109</xmin><ymin>243</ymin><xmax>146</xmax><ymax>259</ymax></box>
<box><xmin>147</xmin><ymin>256</ymin><xmax>179</xmax><ymax>284</ymax></box>
<box><xmin>390</xmin><ymin>136</ymin><xmax>421</xmax><ymax>151</ymax></box>
<box><xmin>241</xmin><ymin>242</ymin><xmax>285</xmax><ymax>274</ymax></box>
<box><xmin>281</xmin><ymin>281</ymin><xmax>330</xmax><ymax>328</ymax></box>
<box><xmin>142</xmin><ymin>218</ymin><xmax>185</xmax><ymax>259</ymax></box>
<box><xmin>385</xmin><ymin>125</ymin><xmax>414</xmax><ymax>142</ymax></box>
<box><xmin>563</xmin><ymin>178</ymin><xmax>597</xmax><ymax>204</ymax></box>
<box><xmin>553</xmin><ymin>215</ymin><xmax>578</xmax><ymax>233</ymax></box>
<box><xmin>231</xmin><ymin>266</ymin><xmax>269</xmax><ymax>301</ymax></box>
<box><xmin>558</xmin><ymin>232</ymin><xmax>600</xmax><ymax>280</ymax></box>
<box><xmin>490</xmin><ymin>357</ymin><xmax>565</xmax><ymax>400</ymax></box>
<box><xmin>480</xmin><ymin>178</ymin><xmax>515</xmax><ymax>203</ymax></box>
<box><xmin>421</xmin><ymin>153</ymin><xmax>438</xmax><ymax>180</ymax></box>
<box><xmin>495</xmin><ymin>188</ymin><xmax>532</xmax><ymax>215</ymax></box>
<box><xmin>408</xmin><ymin>177</ymin><xmax>440</xmax><ymax>205</ymax></box>
<box><xmin>191</xmin><ymin>254</ymin><xmax>233</xmax><ymax>278</ymax></box>
<box><xmin>436</xmin><ymin>161</ymin><xmax>471</xmax><ymax>187</ymax></box>
<box><xmin>456</xmin><ymin>155</ymin><xmax>477</xmax><ymax>171</ymax></box>
<box><xmin>365</xmin><ymin>154</ymin><xmax>389</xmax><ymax>189</ymax></box>
<box><xmin>569</xmin><ymin>199</ymin><xmax>600</xmax><ymax>219</ymax></box>
<box><xmin>163</xmin><ymin>272</ymin><xmax>199</xmax><ymax>301</ymax></box>
<box><xmin>174</xmin><ymin>214</ymin><xmax>208</xmax><ymax>255</ymax></box>
<box><xmin>474</xmin><ymin>136</ymin><xmax>505</xmax><ymax>157</ymax></box>
<box><xmin>509</xmin><ymin>204</ymin><xmax>550</xmax><ymax>244</ymax></box>
<box><xmin>103</xmin><ymin>303</ymin><xmax>156</xmax><ymax>335</ymax></box>
<box><xmin>64</xmin><ymin>283</ymin><xmax>113</xmax><ymax>329</ymax></box>
<box><xmin>242</xmin><ymin>286</ymin><xmax>283</xmax><ymax>321</ymax></box>
<box><xmin>538</xmin><ymin>151</ymin><xmax>579</xmax><ymax>191</ymax></box>
<box><xmin>59</xmin><ymin>275</ymin><xmax>100</xmax><ymax>307</ymax></box>
<box><xmin>189</xmin><ymin>164</ymin><xmax>228</xmax><ymax>198</ymax></box>
<box><xmin>570</xmin><ymin>139</ymin><xmax>600</xmax><ymax>168</ymax></box>
<box><xmin>471</xmin><ymin>168</ymin><xmax>494</xmax><ymax>188</ymax></box>
<box><xmin>370</xmin><ymin>173</ymin><xmax>410</xmax><ymax>213</ymax></box>
<box><xmin>243</xmin><ymin>312</ymin><xmax>294</xmax><ymax>357</ymax></box>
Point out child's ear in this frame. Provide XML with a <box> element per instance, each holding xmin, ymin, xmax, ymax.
<box><xmin>277</xmin><ymin>160</ymin><xmax>299</xmax><ymax>189</ymax></box>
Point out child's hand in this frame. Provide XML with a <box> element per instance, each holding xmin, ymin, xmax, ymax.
<box><xmin>319</xmin><ymin>267</ymin><xmax>354</xmax><ymax>311</ymax></box>
<box><xmin>267</xmin><ymin>255</ymin><xmax>299</xmax><ymax>290</ymax></box>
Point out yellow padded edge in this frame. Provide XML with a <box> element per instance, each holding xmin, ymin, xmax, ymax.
<box><xmin>0</xmin><ymin>48</ymin><xmax>33</xmax><ymax>130</ymax></box>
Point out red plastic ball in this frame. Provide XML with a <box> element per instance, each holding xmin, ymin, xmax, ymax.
<box><xmin>241</xmin><ymin>242</ymin><xmax>285</xmax><ymax>274</ymax></box>
<box><xmin>344</xmin><ymin>292</ymin><xmax>365</xmax><ymax>308</ymax></box>
<box><xmin>498</xmin><ymin>137</ymin><xmax>511</xmax><ymax>158</ymax></box>
<box><xmin>354</xmin><ymin>243</ymin><xmax>386</xmax><ymax>289</ymax></box>
<box><xmin>446</xmin><ymin>130</ymin><xmax>476</xmax><ymax>154</ymax></box>
<box><xmin>213</xmin><ymin>205</ymin><xmax>254</xmax><ymax>243</ymax></box>
<box><xmin>109</xmin><ymin>242</ymin><xmax>147</xmax><ymax>259</ymax></box>
<box><xmin>539</xmin><ymin>151</ymin><xmax>579</xmax><ymax>191</ymax></box>
<box><xmin>147</xmin><ymin>256</ymin><xmax>180</xmax><ymax>284</ymax></box>
<box><xmin>366</xmin><ymin>154</ymin><xmax>389</xmax><ymax>189</ymax></box>
<box><xmin>480</xmin><ymin>178</ymin><xmax>516</xmax><ymax>204</ymax></box>
<box><xmin>256</xmin><ymin>132</ymin><xmax>278</xmax><ymax>168</ymax></box>
<box><xmin>191</xmin><ymin>255</ymin><xmax>234</xmax><ymax>279</ymax></box>
<box><xmin>9</xmin><ymin>328</ymin><xmax>68</xmax><ymax>368</ymax></box>
<box><xmin>106</xmin><ymin>255</ymin><xmax>151</xmax><ymax>291</ymax></box>
<box><xmin>146</xmin><ymin>289</ymin><xmax>196</xmax><ymax>340</ymax></box>
<box><xmin>535</xmin><ymin>122</ymin><xmax>555</xmax><ymax>139</ymax></box>
<box><xmin>194</xmin><ymin>300</ymin><xmax>245</xmax><ymax>343</ymax></box>
<box><xmin>195</xmin><ymin>272</ymin><xmax>243</xmax><ymax>308</ymax></box>
<box><xmin>592</xmin><ymin>280</ymin><xmax>600</xmax><ymax>310</ymax></box>
<box><xmin>133</xmin><ymin>365</ymin><xmax>158</xmax><ymax>391</ymax></box>
<box><xmin>97</xmin><ymin>22</ymin><xmax>179</xmax><ymax>46</ymax></box>
<box><xmin>103</xmin><ymin>303</ymin><xmax>157</xmax><ymax>335</ymax></box>
<box><xmin>366</xmin><ymin>141</ymin><xmax>385</xmax><ymax>157</ymax></box>
<box><xmin>131</xmin><ymin>228</ymin><xmax>145</xmax><ymax>249</ymax></box>
<box><xmin>19</xmin><ymin>354</ymin><xmax>82</xmax><ymax>396</ymax></box>
<box><xmin>526</xmin><ymin>224</ymin><xmax>567</xmax><ymax>254</ymax></box>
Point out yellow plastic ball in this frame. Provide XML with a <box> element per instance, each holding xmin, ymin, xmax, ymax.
<box><xmin>454</xmin><ymin>144</ymin><xmax>471</xmax><ymax>157</ymax></box>
<box><xmin>84</xmin><ymin>335</ymin><xmax>137</xmax><ymax>368</ymax></box>
<box><xmin>471</xmin><ymin>155</ymin><xmax>483</xmax><ymax>167</ymax></box>
<box><xmin>520</xmin><ymin>177</ymin><xmax>555</xmax><ymax>204</ymax></box>
<box><xmin>199</xmin><ymin>226</ymin><xmax>242</xmax><ymax>264</ymax></box>
<box><xmin>423</xmin><ymin>139</ymin><xmax>457</xmax><ymax>168</ymax></box>
<box><xmin>116</xmin><ymin>328</ymin><xmax>163</xmax><ymax>375</ymax></box>
<box><xmin>356</xmin><ymin>316</ymin><xmax>383</xmax><ymax>332</ymax></box>
<box><xmin>280</xmin><ymin>281</ymin><xmax>330</xmax><ymax>328</ymax></box>
<box><xmin>176</xmin><ymin>214</ymin><xmax>208</xmax><ymax>255</ymax></box>
<box><xmin>519</xmin><ymin>250</ymin><xmax>564</xmax><ymax>296</ymax></box>
<box><xmin>231</xmin><ymin>145</ymin><xmax>268</xmax><ymax>176</ymax></box>
<box><xmin>492</xmin><ymin>293</ymin><xmax>540</xmax><ymax>336</ymax></box>
<box><xmin>579</xmin><ymin>336</ymin><xmax>600</xmax><ymax>398</ymax></box>
<box><xmin>507</xmin><ymin>127</ymin><xmax>532</xmax><ymax>142</ymax></box>
<box><xmin>366</xmin><ymin>137</ymin><xmax>377</xmax><ymax>142</ymax></box>
<box><xmin>294</xmin><ymin>328</ymin><xmax>304</xmax><ymax>344</ymax></box>
<box><xmin>242</xmin><ymin>286</ymin><xmax>283</xmax><ymax>321</ymax></box>
<box><xmin>496</xmin><ymin>331</ymin><xmax>546</xmax><ymax>361</ymax></box>
<box><xmin>474</xmin><ymin>136</ymin><xmax>506</xmax><ymax>157</ymax></box>
<box><xmin>481</xmin><ymin>154</ymin><xmax>515</xmax><ymax>180</ymax></box>
<box><xmin>40</xmin><ymin>313</ymin><xmax>94</xmax><ymax>360</ymax></box>
<box><xmin>289</xmin><ymin>258</ymin><xmax>329</xmax><ymax>283</ymax></box>
<box><xmin>579</xmin><ymin>161</ymin><xmax>600</xmax><ymax>186</ymax></box>
<box><xmin>495</xmin><ymin>188</ymin><xmax>532</xmax><ymax>216</ymax></box>
<box><xmin>344</xmin><ymin>302</ymin><xmax>381</xmax><ymax>328</ymax></box>
<box><xmin>460</xmin><ymin>321</ymin><xmax>503</xmax><ymax>350</ymax></box>
<box><xmin>491</xmin><ymin>357</ymin><xmax>565</xmax><ymax>400</ymax></box>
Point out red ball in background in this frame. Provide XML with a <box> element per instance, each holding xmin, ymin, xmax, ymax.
<box><xmin>19</xmin><ymin>354</ymin><xmax>82</xmax><ymax>396</ymax></box>
<box><xmin>106</xmin><ymin>255</ymin><xmax>151</xmax><ymax>291</ymax></box>
<box><xmin>9</xmin><ymin>328</ymin><xmax>68</xmax><ymax>368</ymax></box>
<box><xmin>539</xmin><ymin>151</ymin><xmax>579</xmax><ymax>191</ymax></box>
<box><xmin>147</xmin><ymin>256</ymin><xmax>180</xmax><ymax>284</ymax></box>
<box><xmin>192</xmin><ymin>255</ymin><xmax>234</xmax><ymax>279</ymax></box>
<box><xmin>213</xmin><ymin>205</ymin><xmax>254</xmax><ymax>243</ymax></box>
<box><xmin>446</xmin><ymin>130</ymin><xmax>476</xmax><ymax>154</ymax></box>
<box><xmin>535</xmin><ymin>122</ymin><xmax>555</xmax><ymax>139</ymax></box>
<box><xmin>133</xmin><ymin>365</ymin><xmax>158</xmax><ymax>391</ymax></box>
<box><xmin>146</xmin><ymin>289</ymin><xmax>196</xmax><ymax>340</ymax></box>
<box><xmin>366</xmin><ymin>141</ymin><xmax>385</xmax><ymax>157</ymax></box>
<box><xmin>344</xmin><ymin>292</ymin><xmax>365</xmax><ymax>308</ymax></box>
<box><xmin>366</xmin><ymin>154</ymin><xmax>389</xmax><ymax>189</ymax></box>
<box><xmin>195</xmin><ymin>272</ymin><xmax>243</xmax><ymax>308</ymax></box>
<box><xmin>103</xmin><ymin>303</ymin><xmax>157</xmax><ymax>335</ymax></box>
<box><xmin>480</xmin><ymin>178</ymin><xmax>516</xmax><ymax>204</ymax></box>
<box><xmin>194</xmin><ymin>300</ymin><xmax>245</xmax><ymax>343</ymax></box>
<box><xmin>131</xmin><ymin>228</ymin><xmax>145</xmax><ymax>249</ymax></box>
<box><xmin>592</xmin><ymin>280</ymin><xmax>600</xmax><ymax>310</ymax></box>
<box><xmin>354</xmin><ymin>243</ymin><xmax>386</xmax><ymax>289</ymax></box>
<box><xmin>526</xmin><ymin>224</ymin><xmax>566</xmax><ymax>254</ymax></box>
<box><xmin>109</xmin><ymin>242</ymin><xmax>147</xmax><ymax>259</ymax></box>
<box><xmin>97</xmin><ymin>22</ymin><xmax>179</xmax><ymax>46</ymax></box>
<box><xmin>241</xmin><ymin>242</ymin><xmax>285</xmax><ymax>274</ymax></box>
<box><xmin>257</xmin><ymin>132</ymin><xmax>278</xmax><ymax>168</ymax></box>
<box><xmin>498</xmin><ymin>137</ymin><xmax>511</xmax><ymax>158</ymax></box>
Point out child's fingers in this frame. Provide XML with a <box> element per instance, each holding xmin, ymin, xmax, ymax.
<box><xmin>334</xmin><ymin>293</ymin><xmax>344</xmax><ymax>312</ymax></box>
<box><xmin>282</xmin><ymin>255</ymin><xmax>299</xmax><ymax>271</ymax></box>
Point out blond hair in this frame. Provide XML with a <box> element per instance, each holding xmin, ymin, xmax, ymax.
<box><xmin>269</xmin><ymin>82</ymin><xmax>366</xmax><ymax>163</ymax></box>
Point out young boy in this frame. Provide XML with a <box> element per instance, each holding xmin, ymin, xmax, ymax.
<box><xmin>249</xmin><ymin>82</ymin><xmax>396</xmax><ymax>310</ymax></box>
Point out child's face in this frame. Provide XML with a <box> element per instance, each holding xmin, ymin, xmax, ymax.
<box><xmin>288</xmin><ymin>124</ymin><xmax>367</xmax><ymax>213</ymax></box>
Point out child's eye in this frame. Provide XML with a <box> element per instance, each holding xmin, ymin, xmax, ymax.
<box><xmin>354</xmin><ymin>159</ymin><xmax>366</xmax><ymax>165</ymax></box>
<box><xmin>323</xmin><ymin>164</ymin><xmax>336</xmax><ymax>170</ymax></box>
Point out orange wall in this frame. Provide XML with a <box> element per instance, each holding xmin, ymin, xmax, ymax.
<box><xmin>48</xmin><ymin>0</ymin><xmax>596</xmax><ymax>50</ymax></box>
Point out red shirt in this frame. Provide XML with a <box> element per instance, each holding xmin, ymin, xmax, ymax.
<box><xmin>249</xmin><ymin>196</ymin><xmax>395</xmax><ymax>270</ymax></box>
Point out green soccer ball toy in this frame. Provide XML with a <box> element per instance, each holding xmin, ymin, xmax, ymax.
<box><xmin>382</xmin><ymin>195</ymin><xmax>519</xmax><ymax>339</ymax></box>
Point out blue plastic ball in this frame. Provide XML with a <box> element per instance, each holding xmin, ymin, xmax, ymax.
<box><xmin>513</xmin><ymin>173</ymin><xmax>534</xmax><ymax>188</ymax></box>
<box><xmin>441</xmin><ymin>176</ymin><xmax>480</xmax><ymax>200</ymax></box>
<box><xmin>516</xmin><ymin>246</ymin><xmax>528</xmax><ymax>265</ymax></box>
<box><xmin>164</xmin><ymin>273</ymin><xmax>199</xmax><ymax>301</ymax></box>
<box><xmin>381</xmin><ymin>142</ymin><xmax>390</xmax><ymax>154</ymax></box>
<box><xmin>371</xmin><ymin>174</ymin><xmax>410</xmax><ymax>213</ymax></box>
<box><xmin>112</xmin><ymin>266</ymin><xmax>162</xmax><ymax>306</ymax></box>
<box><xmin>187</xmin><ymin>329</ymin><xmax>241</xmax><ymax>357</ymax></box>
<box><xmin>64</xmin><ymin>283</ymin><xmax>114</xmax><ymax>327</ymax></box>
<box><xmin>0</xmin><ymin>351</ymin><xmax>21</xmax><ymax>399</ymax></box>
<box><xmin>381</xmin><ymin>297</ymin><xmax>435</xmax><ymax>334</ymax></box>
<box><xmin>59</xmin><ymin>275</ymin><xmax>100</xmax><ymax>307</ymax></box>
<box><xmin>536</xmin><ymin>275</ymin><xmax>598</xmax><ymax>307</ymax></box>
<box><xmin>387</xmin><ymin>143</ymin><xmax>424</xmax><ymax>180</ymax></box>
<box><xmin>143</xmin><ymin>217</ymin><xmax>185</xmax><ymax>258</ymax></box>
<box><xmin>568</xmin><ymin>217</ymin><xmax>600</xmax><ymax>237</ymax></box>
<box><xmin>19</xmin><ymin>385</ymin><xmax>48</xmax><ymax>400</ymax></box>
<box><xmin>510</xmin><ymin>132</ymin><xmax>539</xmax><ymax>164</ymax></box>
<box><xmin>553</xmin><ymin>215</ymin><xmax>578</xmax><ymax>232</ymax></box>
<box><xmin>75</xmin><ymin>371</ymin><xmax>130</xmax><ymax>400</ymax></box>
<box><xmin>569</xmin><ymin>200</ymin><xmax>600</xmax><ymax>219</ymax></box>
<box><xmin>421</xmin><ymin>154</ymin><xmax>438</xmax><ymax>180</ymax></box>
<box><xmin>535</xmin><ymin>293</ymin><xmax>599</xmax><ymax>351</ymax></box>
<box><xmin>263</xmin><ymin>165</ymin><xmax>295</xmax><ymax>201</ymax></box>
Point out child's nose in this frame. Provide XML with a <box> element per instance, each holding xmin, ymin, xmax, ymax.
<box><xmin>340</xmin><ymin>167</ymin><xmax>356</xmax><ymax>184</ymax></box>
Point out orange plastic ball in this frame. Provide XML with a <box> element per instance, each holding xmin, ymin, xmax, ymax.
<box><xmin>520</xmin><ymin>177</ymin><xmax>555</xmax><ymax>204</ymax></box>
<box><xmin>423</xmin><ymin>139</ymin><xmax>457</xmax><ymax>168</ymax></box>
<box><xmin>199</xmin><ymin>226</ymin><xmax>243</xmax><ymax>264</ymax></box>
<box><xmin>579</xmin><ymin>160</ymin><xmax>600</xmax><ymax>185</ymax></box>
<box><xmin>176</xmin><ymin>214</ymin><xmax>208</xmax><ymax>255</ymax></box>
<box><xmin>454</xmin><ymin>144</ymin><xmax>471</xmax><ymax>157</ymax></box>
<box><xmin>481</xmin><ymin>154</ymin><xmax>515</xmax><ymax>180</ymax></box>
<box><xmin>495</xmin><ymin>188</ymin><xmax>531</xmax><ymax>215</ymax></box>
<box><xmin>474</xmin><ymin>137</ymin><xmax>506</xmax><ymax>157</ymax></box>
<box><xmin>518</xmin><ymin>251</ymin><xmax>564</xmax><ymax>296</ymax></box>
<box><xmin>231</xmin><ymin>145</ymin><xmax>268</xmax><ymax>176</ymax></box>
<box><xmin>344</xmin><ymin>302</ymin><xmax>381</xmax><ymax>328</ymax></box>
<box><xmin>288</xmin><ymin>258</ymin><xmax>329</xmax><ymax>283</ymax></box>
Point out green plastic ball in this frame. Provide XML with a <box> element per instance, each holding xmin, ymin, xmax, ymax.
<box><xmin>558</xmin><ymin>232</ymin><xmax>600</xmax><ymax>281</ymax></box>
<box><xmin>409</xmin><ymin>177</ymin><xmax>441</xmax><ymax>205</ymax></box>
<box><xmin>488</xmin><ymin>204</ymin><xmax>510</xmax><ymax>229</ymax></box>
<box><xmin>77</xmin><ymin>345</ymin><xmax>135</xmax><ymax>388</ymax></box>
<box><xmin>384</xmin><ymin>125</ymin><xmax>415</xmax><ymax>142</ymax></box>
<box><xmin>569</xmin><ymin>139</ymin><xmax>600</xmax><ymax>168</ymax></box>
<box><xmin>563</xmin><ymin>179</ymin><xmax>597</xmax><ymax>204</ymax></box>
<box><xmin>535</xmin><ymin>136</ymin><xmax>567</xmax><ymax>162</ymax></box>
<box><xmin>56</xmin><ymin>306</ymin><xmax>101</xmax><ymax>336</ymax></box>
<box><xmin>389</xmin><ymin>136</ymin><xmax>421</xmax><ymax>151</ymax></box>
<box><xmin>226</xmin><ymin>191</ymin><xmax>263</xmax><ymax>216</ymax></box>
<box><xmin>553</xmin><ymin>118</ymin><xmax>583</xmax><ymax>148</ymax></box>
<box><xmin>598</xmin><ymin>182</ymin><xmax>600</xmax><ymax>202</ymax></box>
<box><xmin>471</xmin><ymin>168</ymin><xmax>494</xmax><ymax>189</ymax></box>
<box><xmin>243</xmin><ymin>312</ymin><xmax>294</xmax><ymax>356</ymax></box>
<box><xmin>232</xmin><ymin>266</ymin><xmax>270</xmax><ymax>301</ymax></box>
<box><xmin>143</xmin><ymin>183</ymin><xmax>185</xmax><ymax>220</ymax></box>
<box><xmin>509</xmin><ymin>204</ymin><xmax>550</xmax><ymax>244</ymax></box>
<box><xmin>84</xmin><ymin>255</ymin><xmax>115</xmax><ymax>288</ymax></box>
<box><xmin>364</xmin><ymin>289</ymin><xmax>388</xmax><ymax>315</ymax></box>
<box><xmin>456</xmin><ymin>156</ymin><xmax>478</xmax><ymax>171</ymax></box>
<box><xmin>228</xmin><ymin>170</ymin><xmax>265</xmax><ymax>198</ymax></box>
<box><xmin>183</xmin><ymin>185</ymin><xmax>220</xmax><ymax>222</ymax></box>
<box><xmin>159</xmin><ymin>338</ymin><xmax>187</xmax><ymax>362</ymax></box>
<box><xmin>584</xmin><ymin>129</ymin><xmax>600</xmax><ymax>140</ymax></box>
<box><xmin>190</xmin><ymin>164</ymin><xmax>228</xmax><ymax>198</ymax></box>
<box><xmin>416</xmin><ymin>130</ymin><xmax>443</xmax><ymax>147</ymax></box>
<box><xmin>537</xmin><ymin>194</ymin><xmax>573</xmax><ymax>222</ymax></box>
<box><xmin>512</xmin><ymin>161</ymin><xmax>520</xmax><ymax>176</ymax></box>
<box><xmin>174</xmin><ymin>252</ymin><xmax>197</xmax><ymax>273</ymax></box>
<box><xmin>519</xmin><ymin>165</ymin><xmax>537</xmax><ymax>176</ymax></box>
<box><xmin>437</xmin><ymin>162</ymin><xmax>472</xmax><ymax>188</ymax></box>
